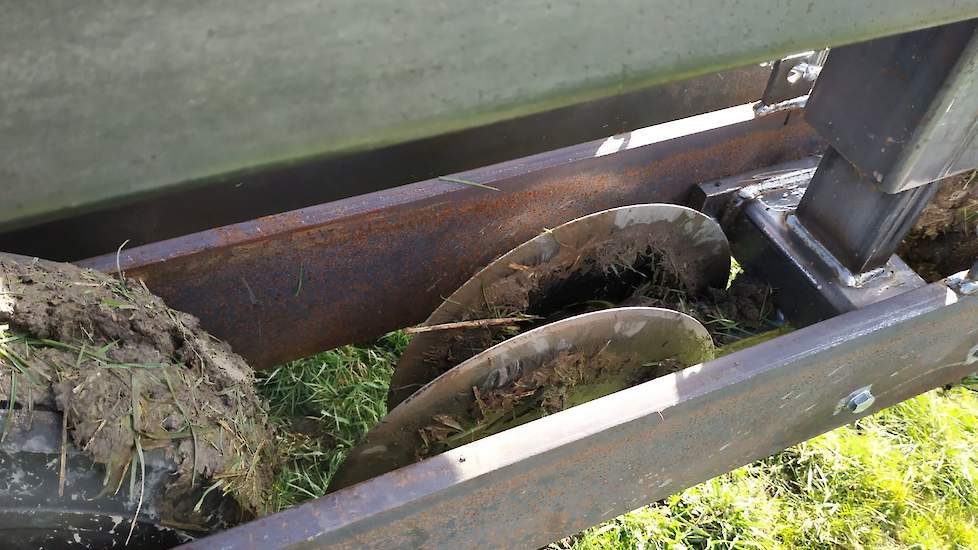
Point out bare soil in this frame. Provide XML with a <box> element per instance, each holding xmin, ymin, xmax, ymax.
<box><xmin>899</xmin><ymin>172</ymin><xmax>978</xmax><ymax>282</ymax></box>
<box><xmin>0</xmin><ymin>255</ymin><xmax>274</xmax><ymax>522</ymax></box>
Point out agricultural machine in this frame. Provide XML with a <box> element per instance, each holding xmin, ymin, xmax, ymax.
<box><xmin>3</xmin><ymin>3</ymin><xmax>978</xmax><ymax>548</ymax></box>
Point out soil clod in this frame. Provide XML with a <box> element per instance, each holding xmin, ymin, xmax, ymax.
<box><xmin>0</xmin><ymin>254</ymin><xmax>275</xmax><ymax>525</ymax></box>
<box><xmin>899</xmin><ymin>172</ymin><xmax>978</xmax><ymax>282</ymax></box>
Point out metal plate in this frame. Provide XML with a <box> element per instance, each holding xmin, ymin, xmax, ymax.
<box><xmin>387</xmin><ymin>203</ymin><xmax>730</xmax><ymax>406</ymax></box>
<box><xmin>805</xmin><ymin>20</ymin><xmax>978</xmax><ymax>192</ymax></box>
<box><xmin>332</xmin><ymin>307</ymin><xmax>713</xmax><ymax>491</ymax></box>
<box><xmin>5</xmin><ymin>2</ymin><xmax>975</xmax><ymax>231</ymax></box>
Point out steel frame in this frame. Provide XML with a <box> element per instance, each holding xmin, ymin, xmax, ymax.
<box><xmin>1</xmin><ymin>17</ymin><xmax>974</xmax><ymax>548</ymax></box>
<box><xmin>87</xmin><ymin>95</ymin><xmax>970</xmax><ymax>548</ymax></box>
<box><xmin>0</xmin><ymin>65</ymin><xmax>770</xmax><ymax>261</ymax></box>
<box><xmin>183</xmin><ymin>281</ymin><xmax>978</xmax><ymax>549</ymax></box>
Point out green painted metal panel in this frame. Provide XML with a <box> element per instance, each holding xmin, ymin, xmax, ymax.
<box><xmin>3</xmin><ymin>1</ymin><xmax>978</xmax><ymax>230</ymax></box>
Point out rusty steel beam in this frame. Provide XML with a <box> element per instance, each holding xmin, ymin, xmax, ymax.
<box><xmin>79</xmin><ymin>108</ymin><xmax>824</xmax><ymax>368</ymax></box>
<box><xmin>181</xmin><ymin>281</ymin><xmax>978</xmax><ymax>549</ymax></box>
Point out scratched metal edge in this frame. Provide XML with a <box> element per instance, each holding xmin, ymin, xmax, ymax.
<box><xmin>78</xmin><ymin>111</ymin><xmax>825</xmax><ymax>368</ymax></box>
<box><xmin>180</xmin><ymin>283</ymin><xmax>978</xmax><ymax>549</ymax></box>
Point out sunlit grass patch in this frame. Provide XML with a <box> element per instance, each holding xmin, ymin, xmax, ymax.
<box><xmin>560</xmin><ymin>387</ymin><xmax>978</xmax><ymax>549</ymax></box>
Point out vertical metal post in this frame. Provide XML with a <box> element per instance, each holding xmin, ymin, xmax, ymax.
<box><xmin>796</xmin><ymin>150</ymin><xmax>939</xmax><ymax>273</ymax></box>
<box><xmin>796</xmin><ymin>20</ymin><xmax>978</xmax><ymax>274</ymax></box>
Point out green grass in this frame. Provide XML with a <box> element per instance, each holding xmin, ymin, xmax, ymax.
<box><xmin>256</xmin><ymin>331</ymin><xmax>408</xmax><ymax>510</ymax></box>
<box><xmin>258</xmin><ymin>334</ymin><xmax>978</xmax><ymax>548</ymax></box>
<box><xmin>558</xmin><ymin>386</ymin><xmax>978</xmax><ymax>549</ymax></box>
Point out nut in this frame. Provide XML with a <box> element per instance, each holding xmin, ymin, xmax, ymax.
<box><xmin>846</xmin><ymin>389</ymin><xmax>875</xmax><ymax>414</ymax></box>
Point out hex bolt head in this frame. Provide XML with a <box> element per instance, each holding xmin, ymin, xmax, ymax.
<box><xmin>846</xmin><ymin>389</ymin><xmax>875</xmax><ymax>414</ymax></box>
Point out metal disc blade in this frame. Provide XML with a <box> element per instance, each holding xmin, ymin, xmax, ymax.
<box><xmin>331</xmin><ymin>306</ymin><xmax>714</xmax><ymax>492</ymax></box>
<box><xmin>387</xmin><ymin>203</ymin><xmax>730</xmax><ymax>407</ymax></box>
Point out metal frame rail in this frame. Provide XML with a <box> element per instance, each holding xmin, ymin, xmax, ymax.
<box><xmin>185</xmin><ymin>281</ymin><xmax>978</xmax><ymax>549</ymax></box>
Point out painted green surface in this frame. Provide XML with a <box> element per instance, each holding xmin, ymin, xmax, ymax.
<box><xmin>3</xmin><ymin>1</ymin><xmax>978</xmax><ymax>229</ymax></box>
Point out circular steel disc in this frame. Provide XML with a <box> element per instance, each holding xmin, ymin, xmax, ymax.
<box><xmin>331</xmin><ymin>306</ymin><xmax>714</xmax><ymax>492</ymax></box>
<box><xmin>387</xmin><ymin>203</ymin><xmax>730</xmax><ymax>407</ymax></box>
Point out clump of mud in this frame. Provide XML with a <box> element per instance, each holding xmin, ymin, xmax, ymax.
<box><xmin>0</xmin><ymin>255</ymin><xmax>274</xmax><ymax>521</ymax></box>
<box><xmin>470</xmin><ymin>350</ymin><xmax>683</xmax><ymax>421</ymax></box>
<box><xmin>899</xmin><ymin>172</ymin><xmax>978</xmax><ymax>282</ymax></box>
<box><xmin>416</xmin><ymin>342</ymin><xmax>686</xmax><ymax>458</ymax></box>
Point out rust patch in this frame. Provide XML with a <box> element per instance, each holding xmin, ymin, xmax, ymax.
<box><xmin>79</xmin><ymin>113</ymin><xmax>822</xmax><ymax>368</ymax></box>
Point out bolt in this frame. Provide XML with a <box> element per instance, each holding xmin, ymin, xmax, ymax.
<box><xmin>787</xmin><ymin>62</ymin><xmax>821</xmax><ymax>84</ymax></box>
<box><xmin>846</xmin><ymin>389</ymin><xmax>875</xmax><ymax>414</ymax></box>
<box><xmin>950</xmin><ymin>261</ymin><xmax>978</xmax><ymax>295</ymax></box>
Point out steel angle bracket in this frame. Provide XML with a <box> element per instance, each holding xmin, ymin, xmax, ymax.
<box><xmin>183</xmin><ymin>280</ymin><xmax>978</xmax><ymax>550</ymax></box>
<box><xmin>695</xmin><ymin>159</ymin><xmax>928</xmax><ymax>327</ymax></box>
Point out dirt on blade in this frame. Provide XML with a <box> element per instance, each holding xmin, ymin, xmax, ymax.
<box><xmin>408</xmin><ymin>237</ymin><xmax>773</xmax><ymax>459</ymax></box>
<box><xmin>0</xmin><ymin>255</ymin><xmax>275</xmax><ymax>522</ymax></box>
<box><xmin>899</xmin><ymin>172</ymin><xmax>978</xmax><ymax>282</ymax></box>
<box><xmin>467</xmin><ymin>350</ymin><xmax>683</xmax><ymax>426</ymax></box>
<box><xmin>416</xmin><ymin>345</ymin><xmax>687</xmax><ymax>460</ymax></box>
<box><xmin>418</xmin><ymin>224</ymin><xmax>772</xmax><ymax>382</ymax></box>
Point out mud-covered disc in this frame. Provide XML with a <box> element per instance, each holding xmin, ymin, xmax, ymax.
<box><xmin>331</xmin><ymin>306</ymin><xmax>714</xmax><ymax>491</ymax></box>
<box><xmin>387</xmin><ymin>203</ymin><xmax>730</xmax><ymax>407</ymax></box>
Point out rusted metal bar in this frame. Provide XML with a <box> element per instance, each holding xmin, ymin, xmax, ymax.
<box><xmin>180</xmin><ymin>281</ymin><xmax>978</xmax><ymax>549</ymax></box>
<box><xmin>80</xmin><ymin>109</ymin><xmax>824</xmax><ymax>368</ymax></box>
<box><xmin>0</xmin><ymin>65</ymin><xmax>770</xmax><ymax>261</ymax></box>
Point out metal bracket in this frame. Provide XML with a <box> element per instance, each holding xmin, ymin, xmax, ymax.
<box><xmin>947</xmin><ymin>264</ymin><xmax>978</xmax><ymax>296</ymax></box>
<box><xmin>790</xmin><ymin>22</ymin><xmax>978</xmax><ymax>275</ymax></box>
<box><xmin>695</xmin><ymin>160</ymin><xmax>926</xmax><ymax>326</ymax></box>
<box><xmin>756</xmin><ymin>50</ymin><xmax>828</xmax><ymax>111</ymax></box>
<box><xmin>806</xmin><ymin>21</ymin><xmax>978</xmax><ymax>193</ymax></box>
